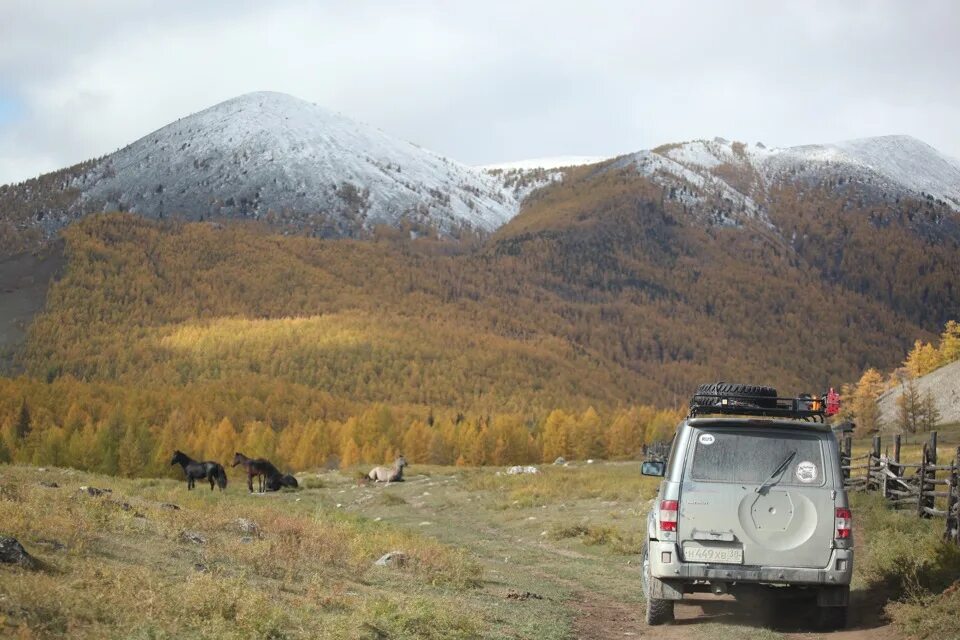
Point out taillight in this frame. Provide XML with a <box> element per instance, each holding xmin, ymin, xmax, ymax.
<box><xmin>659</xmin><ymin>500</ymin><xmax>679</xmax><ymax>532</ymax></box>
<box><xmin>835</xmin><ymin>507</ymin><xmax>852</xmax><ymax>539</ymax></box>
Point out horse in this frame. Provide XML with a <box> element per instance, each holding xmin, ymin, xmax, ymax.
<box><xmin>232</xmin><ymin>452</ymin><xmax>297</xmax><ymax>493</ymax></box>
<box><xmin>367</xmin><ymin>455</ymin><xmax>407</xmax><ymax>483</ymax></box>
<box><xmin>264</xmin><ymin>473</ymin><xmax>299</xmax><ymax>491</ymax></box>
<box><xmin>232</xmin><ymin>452</ymin><xmax>281</xmax><ymax>493</ymax></box>
<box><xmin>170</xmin><ymin>450</ymin><xmax>228</xmax><ymax>491</ymax></box>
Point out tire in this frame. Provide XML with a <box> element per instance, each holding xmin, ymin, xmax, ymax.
<box><xmin>691</xmin><ymin>382</ymin><xmax>779</xmax><ymax>410</ymax></box>
<box><xmin>816</xmin><ymin>605</ymin><xmax>848</xmax><ymax>631</ymax></box>
<box><xmin>641</xmin><ymin>542</ymin><xmax>675</xmax><ymax>625</ymax></box>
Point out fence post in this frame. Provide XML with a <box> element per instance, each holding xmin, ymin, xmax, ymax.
<box><xmin>881</xmin><ymin>454</ymin><xmax>890</xmax><ymax>500</ymax></box>
<box><xmin>841</xmin><ymin>436</ymin><xmax>852</xmax><ymax>483</ymax></box>
<box><xmin>869</xmin><ymin>435</ymin><xmax>881</xmax><ymax>491</ymax></box>
<box><xmin>946</xmin><ymin>447</ymin><xmax>960</xmax><ymax>545</ymax></box>
<box><xmin>918</xmin><ymin>444</ymin><xmax>929</xmax><ymax>519</ymax></box>
<box><xmin>884</xmin><ymin>433</ymin><xmax>902</xmax><ymax>501</ymax></box>
<box><xmin>926</xmin><ymin>432</ymin><xmax>939</xmax><ymax>517</ymax></box>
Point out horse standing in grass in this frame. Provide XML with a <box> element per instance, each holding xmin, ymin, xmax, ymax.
<box><xmin>232</xmin><ymin>452</ymin><xmax>297</xmax><ymax>493</ymax></box>
<box><xmin>171</xmin><ymin>450</ymin><xmax>228</xmax><ymax>491</ymax></box>
<box><xmin>232</xmin><ymin>452</ymin><xmax>277</xmax><ymax>493</ymax></box>
<box><xmin>368</xmin><ymin>455</ymin><xmax>407</xmax><ymax>483</ymax></box>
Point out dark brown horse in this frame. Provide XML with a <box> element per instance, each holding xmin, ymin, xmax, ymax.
<box><xmin>171</xmin><ymin>450</ymin><xmax>227</xmax><ymax>491</ymax></box>
<box><xmin>232</xmin><ymin>452</ymin><xmax>296</xmax><ymax>493</ymax></box>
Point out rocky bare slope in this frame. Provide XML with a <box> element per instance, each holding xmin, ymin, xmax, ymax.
<box><xmin>878</xmin><ymin>359</ymin><xmax>960</xmax><ymax>430</ymax></box>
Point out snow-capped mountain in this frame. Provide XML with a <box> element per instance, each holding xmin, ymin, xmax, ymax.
<box><xmin>71</xmin><ymin>92</ymin><xmax>520</xmax><ymax>235</ymax></box>
<box><xmin>3</xmin><ymin>91</ymin><xmax>959</xmax><ymax>257</ymax></box>
<box><xmin>762</xmin><ymin>135</ymin><xmax>960</xmax><ymax>209</ymax></box>
<box><xmin>609</xmin><ymin>134</ymin><xmax>960</xmax><ymax>227</ymax></box>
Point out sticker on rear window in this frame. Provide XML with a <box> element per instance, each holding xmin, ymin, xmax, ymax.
<box><xmin>698</xmin><ymin>433</ymin><xmax>715</xmax><ymax>446</ymax></box>
<box><xmin>796</xmin><ymin>460</ymin><xmax>818</xmax><ymax>483</ymax></box>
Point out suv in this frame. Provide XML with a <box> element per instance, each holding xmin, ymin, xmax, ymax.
<box><xmin>640</xmin><ymin>383</ymin><xmax>852</xmax><ymax>629</ymax></box>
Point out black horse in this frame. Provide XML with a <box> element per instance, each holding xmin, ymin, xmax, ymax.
<box><xmin>232</xmin><ymin>452</ymin><xmax>297</xmax><ymax>493</ymax></box>
<box><xmin>265</xmin><ymin>473</ymin><xmax>299</xmax><ymax>491</ymax></box>
<box><xmin>171</xmin><ymin>450</ymin><xmax>228</xmax><ymax>491</ymax></box>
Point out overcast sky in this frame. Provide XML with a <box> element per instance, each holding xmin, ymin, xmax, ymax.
<box><xmin>1</xmin><ymin>0</ymin><xmax>958</xmax><ymax>184</ymax></box>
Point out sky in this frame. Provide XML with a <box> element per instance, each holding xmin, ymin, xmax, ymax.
<box><xmin>1</xmin><ymin>0</ymin><xmax>958</xmax><ymax>185</ymax></box>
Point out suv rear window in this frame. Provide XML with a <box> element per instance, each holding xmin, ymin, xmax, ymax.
<box><xmin>690</xmin><ymin>429</ymin><xmax>825</xmax><ymax>486</ymax></box>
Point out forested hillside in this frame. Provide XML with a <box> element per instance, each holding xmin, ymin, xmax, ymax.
<box><xmin>2</xmin><ymin>152</ymin><xmax>958</xmax><ymax>476</ymax></box>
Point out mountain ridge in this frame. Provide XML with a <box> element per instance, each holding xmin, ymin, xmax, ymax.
<box><xmin>3</xmin><ymin>92</ymin><xmax>960</xmax><ymax>260</ymax></box>
<box><xmin>0</xmin><ymin>92</ymin><xmax>527</xmax><ymax>256</ymax></box>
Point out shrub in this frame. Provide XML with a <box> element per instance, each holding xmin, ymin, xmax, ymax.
<box><xmin>887</xmin><ymin>581</ymin><xmax>960</xmax><ymax>639</ymax></box>
<box><xmin>854</xmin><ymin>493</ymin><xmax>960</xmax><ymax>595</ymax></box>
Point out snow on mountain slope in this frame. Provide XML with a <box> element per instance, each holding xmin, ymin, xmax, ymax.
<box><xmin>613</xmin><ymin>148</ymin><xmax>763</xmax><ymax>226</ymax></box>
<box><xmin>5</xmin><ymin>94</ymin><xmax>959</xmax><ymax>250</ymax></box>
<box><xmin>479</xmin><ymin>155</ymin><xmax>608</xmax><ymax>171</ymax></box>
<box><xmin>763</xmin><ymin>135</ymin><xmax>960</xmax><ymax>209</ymax></box>
<box><xmin>603</xmin><ymin>135</ymin><xmax>960</xmax><ymax>229</ymax></box>
<box><xmin>76</xmin><ymin>92</ymin><xmax>518</xmax><ymax>234</ymax></box>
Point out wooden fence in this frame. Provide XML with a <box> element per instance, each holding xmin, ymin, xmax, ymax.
<box><xmin>840</xmin><ymin>431</ymin><xmax>960</xmax><ymax>545</ymax></box>
<box><xmin>642</xmin><ymin>441</ymin><xmax>671</xmax><ymax>460</ymax></box>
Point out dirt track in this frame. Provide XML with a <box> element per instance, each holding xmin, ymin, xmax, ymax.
<box><xmin>572</xmin><ymin>591</ymin><xmax>898</xmax><ymax>640</ymax></box>
<box><xmin>332</xmin><ymin>467</ymin><xmax>902</xmax><ymax>640</ymax></box>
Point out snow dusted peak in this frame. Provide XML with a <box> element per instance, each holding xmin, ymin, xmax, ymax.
<box><xmin>194</xmin><ymin>91</ymin><xmax>363</xmax><ymax>133</ymax></box>
<box><xmin>225</xmin><ymin>90</ymin><xmax>309</xmax><ymax>103</ymax></box>
<box><xmin>204</xmin><ymin>91</ymin><xmax>351</xmax><ymax>117</ymax></box>
<box><xmin>216</xmin><ymin>90</ymin><xmax>310</xmax><ymax>107</ymax></box>
<box><xmin>784</xmin><ymin>134</ymin><xmax>938</xmax><ymax>165</ymax></box>
<box><xmin>655</xmin><ymin>138</ymin><xmax>753</xmax><ymax>170</ymax></box>
<box><xmin>767</xmin><ymin>134</ymin><xmax>960</xmax><ymax>208</ymax></box>
<box><xmin>78</xmin><ymin>91</ymin><xmax>521</xmax><ymax>235</ymax></box>
<box><xmin>644</xmin><ymin>134</ymin><xmax>960</xmax><ymax>211</ymax></box>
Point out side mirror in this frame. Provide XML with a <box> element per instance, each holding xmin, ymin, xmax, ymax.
<box><xmin>641</xmin><ymin>460</ymin><xmax>666</xmax><ymax>477</ymax></box>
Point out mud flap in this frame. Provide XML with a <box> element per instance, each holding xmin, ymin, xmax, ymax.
<box><xmin>649</xmin><ymin>576</ymin><xmax>684</xmax><ymax>601</ymax></box>
<box><xmin>816</xmin><ymin>585</ymin><xmax>849</xmax><ymax>607</ymax></box>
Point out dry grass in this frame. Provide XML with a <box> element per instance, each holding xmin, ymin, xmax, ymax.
<box><xmin>852</xmin><ymin>492</ymin><xmax>960</xmax><ymax>639</ymax></box>
<box><xmin>467</xmin><ymin>462</ymin><xmax>661</xmax><ymax>506</ymax></box>
<box><xmin>886</xmin><ymin>582</ymin><xmax>960</xmax><ymax>640</ymax></box>
<box><xmin>547</xmin><ymin>522</ymin><xmax>644</xmax><ymax>555</ymax></box>
<box><xmin>0</xmin><ymin>465</ymin><xmax>482</xmax><ymax>639</ymax></box>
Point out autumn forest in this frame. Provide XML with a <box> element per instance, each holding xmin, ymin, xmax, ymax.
<box><xmin>2</xmin><ymin>164</ymin><xmax>958</xmax><ymax>477</ymax></box>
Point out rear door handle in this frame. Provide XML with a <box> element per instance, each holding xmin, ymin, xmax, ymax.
<box><xmin>692</xmin><ymin>530</ymin><xmax>736</xmax><ymax>542</ymax></box>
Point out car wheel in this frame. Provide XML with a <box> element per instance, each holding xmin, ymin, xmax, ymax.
<box><xmin>641</xmin><ymin>542</ymin><xmax>675</xmax><ymax>625</ymax></box>
<box><xmin>816</xmin><ymin>605</ymin><xmax>848</xmax><ymax>630</ymax></box>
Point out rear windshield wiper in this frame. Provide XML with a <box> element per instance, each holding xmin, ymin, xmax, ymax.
<box><xmin>755</xmin><ymin>450</ymin><xmax>797</xmax><ymax>493</ymax></box>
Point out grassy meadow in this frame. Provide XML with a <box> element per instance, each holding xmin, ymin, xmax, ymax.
<box><xmin>2</xmin><ymin>457</ymin><xmax>959</xmax><ymax>639</ymax></box>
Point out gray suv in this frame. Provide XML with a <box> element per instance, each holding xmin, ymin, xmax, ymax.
<box><xmin>640</xmin><ymin>383</ymin><xmax>852</xmax><ymax>629</ymax></box>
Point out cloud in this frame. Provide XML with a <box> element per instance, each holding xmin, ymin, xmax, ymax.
<box><xmin>1</xmin><ymin>0</ymin><xmax>959</xmax><ymax>184</ymax></box>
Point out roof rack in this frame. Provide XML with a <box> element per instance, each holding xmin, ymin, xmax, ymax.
<box><xmin>689</xmin><ymin>392</ymin><xmax>829</xmax><ymax>422</ymax></box>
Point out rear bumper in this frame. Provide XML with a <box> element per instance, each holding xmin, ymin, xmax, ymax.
<box><xmin>649</xmin><ymin>540</ymin><xmax>853</xmax><ymax>587</ymax></box>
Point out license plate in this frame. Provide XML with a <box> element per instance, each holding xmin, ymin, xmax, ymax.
<box><xmin>683</xmin><ymin>544</ymin><xmax>743</xmax><ymax>564</ymax></box>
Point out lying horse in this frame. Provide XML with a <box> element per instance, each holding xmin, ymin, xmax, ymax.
<box><xmin>368</xmin><ymin>455</ymin><xmax>407</xmax><ymax>483</ymax></box>
<box><xmin>264</xmin><ymin>473</ymin><xmax>299</xmax><ymax>491</ymax></box>
<box><xmin>171</xmin><ymin>450</ymin><xmax>227</xmax><ymax>491</ymax></box>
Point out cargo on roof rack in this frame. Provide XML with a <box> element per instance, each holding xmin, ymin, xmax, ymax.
<box><xmin>688</xmin><ymin>382</ymin><xmax>839</xmax><ymax>422</ymax></box>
